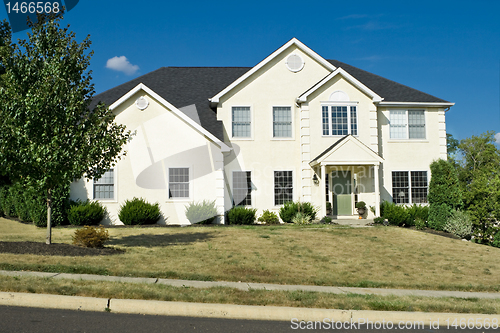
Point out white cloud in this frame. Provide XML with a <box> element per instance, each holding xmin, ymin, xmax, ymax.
<box><xmin>495</xmin><ymin>133</ymin><xmax>500</xmax><ymax>144</ymax></box>
<box><xmin>106</xmin><ymin>56</ymin><xmax>139</xmax><ymax>75</ymax></box>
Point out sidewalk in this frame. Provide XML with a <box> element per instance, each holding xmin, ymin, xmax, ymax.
<box><xmin>1</xmin><ymin>269</ymin><xmax>499</xmax><ymax>299</ymax></box>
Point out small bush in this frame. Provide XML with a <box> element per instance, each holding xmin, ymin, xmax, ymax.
<box><xmin>415</xmin><ymin>217</ymin><xmax>426</xmax><ymax>230</ymax></box>
<box><xmin>292</xmin><ymin>212</ymin><xmax>311</xmax><ymax>225</ymax></box>
<box><xmin>320</xmin><ymin>216</ymin><xmax>332</xmax><ymax>224</ymax></box>
<box><xmin>68</xmin><ymin>201</ymin><xmax>106</xmax><ymax>226</ymax></box>
<box><xmin>227</xmin><ymin>206</ymin><xmax>257</xmax><ymax>225</ymax></box>
<box><xmin>373</xmin><ymin>216</ymin><xmax>385</xmax><ymax>224</ymax></box>
<box><xmin>72</xmin><ymin>226</ymin><xmax>109</xmax><ymax>248</ymax></box>
<box><xmin>355</xmin><ymin>201</ymin><xmax>366</xmax><ymax>209</ymax></box>
<box><xmin>185</xmin><ymin>200</ymin><xmax>218</xmax><ymax>224</ymax></box>
<box><xmin>279</xmin><ymin>201</ymin><xmax>317</xmax><ymax>223</ymax></box>
<box><xmin>428</xmin><ymin>203</ymin><xmax>451</xmax><ymax>231</ymax></box>
<box><xmin>380</xmin><ymin>202</ymin><xmax>410</xmax><ymax>226</ymax></box>
<box><xmin>444</xmin><ymin>210</ymin><xmax>472</xmax><ymax>239</ymax></box>
<box><xmin>258</xmin><ymin>210</ymin><xmax>280</xmax><ymax>224</ymax></box>
<box><xmin>118</xmin><ymin>197</ymin><xmax>161</xmax><ymax>225</ymax></box>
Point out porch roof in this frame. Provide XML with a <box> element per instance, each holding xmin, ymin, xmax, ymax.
<box><xmin>310</xmin><ymin>135</ymin><xmax>383</xmax><ymax>166</ymax></box>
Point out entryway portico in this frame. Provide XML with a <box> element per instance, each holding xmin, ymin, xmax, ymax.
<box><xmin>309</xmin><ymin>135</ymin><xmax>383</xmax><ymax>218</ymax></box>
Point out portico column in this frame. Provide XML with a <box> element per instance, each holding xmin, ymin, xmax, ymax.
<box><xmin>320</xmin><ymin>164</ymin><xmax>326</xmax><ymax>217</ymax></box>
<box><xmin>374</xmin><ymin>164</ymin><xmax>380</xmax><ymax>217</ymax></box>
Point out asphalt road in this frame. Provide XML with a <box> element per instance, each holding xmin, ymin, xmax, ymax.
<box><xmin>0</xmin><ymin>305</ymin><xmax>492</xmax><ymax>333</ymax></box>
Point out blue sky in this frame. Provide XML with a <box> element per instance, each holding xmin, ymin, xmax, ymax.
<box><xmin>2</xmin><ymin>0</ymin><xmax>500</xmax><ymax>141</ymax></box>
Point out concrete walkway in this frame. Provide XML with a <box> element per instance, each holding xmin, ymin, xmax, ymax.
<box><xmin>1</xmin><ymin>269</ymin><xmax>499</xmax><ymax>299</ymax></box>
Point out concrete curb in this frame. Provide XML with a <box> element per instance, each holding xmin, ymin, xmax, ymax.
<box><xmin>1</xmin><ymin>291</ymin><xmax>499</xmax><ymax>326</ymax></box>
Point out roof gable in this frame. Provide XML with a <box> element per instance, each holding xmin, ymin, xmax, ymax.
<box><xmin>310</xmin><ymin>135</ymin><xmax>383</xmax><ymax>166</ymax></box>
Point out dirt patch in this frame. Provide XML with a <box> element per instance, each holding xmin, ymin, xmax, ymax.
<box><xmin>0</xmin><ymin>241</ymin><xmax>124</xmax><ymax>256</ymax></box>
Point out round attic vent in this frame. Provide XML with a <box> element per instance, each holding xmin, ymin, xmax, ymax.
<box><xmin>286</xmin><ymin>54</ymin><xmax>304</xmax><ymax>72</ymax></box>
<box><xmin>135</xmin><ymin>96</ymin><xmax>149</xmax><ymax>110</ymax></box>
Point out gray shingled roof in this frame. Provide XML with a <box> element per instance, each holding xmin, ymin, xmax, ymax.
<box><xmin>92</xmin><ymin>60</ymin><xmax>449</xmax><ymax>141</ymax></box>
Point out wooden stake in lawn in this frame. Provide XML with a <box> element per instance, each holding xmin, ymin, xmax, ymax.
<box><xmin>0</xmin><ymin>14</ymin><xmax>130</xmax><ymax>244</ymax></box>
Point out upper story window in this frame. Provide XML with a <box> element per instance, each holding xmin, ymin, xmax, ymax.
<box><xmin>322</xmin><ymin>105</ymin><xmax>358</xmax><ymax>136</ymax></box>
<box><xmin>232</xmin><ymin>106</ymin><xmax>251</xmax><ymax>138</ymax></box>
<box><xmin>94</xmin><ymin>169</ymin><xmax>114</xmax><ymax>200</ymax></box>
<box><xmin>273</xmin><ymin>106</ymin><xmax>292</xmax><ymax>138</ymax></box>
<box><xmin>390</xmin><ymin>110</ymin><xmax>425</xmax><ymax>139</ymax></box>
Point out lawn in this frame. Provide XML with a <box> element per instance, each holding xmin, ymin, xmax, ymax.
<box><xmin>1</xmin><ymin>217</ymin><xmax>500</xmax><ymax>292</ymax></box>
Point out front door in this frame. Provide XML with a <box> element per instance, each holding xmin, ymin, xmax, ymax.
<box><xmin>331</xmin><ymin>171</ymin><xmax>352</xmax><ymax>215</ymax></box>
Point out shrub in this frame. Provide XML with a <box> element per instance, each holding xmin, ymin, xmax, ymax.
<box><xmin>292</xmin><ymin>212</ymin><xmax>311</xmax><ymax>225</ymax></box>
<box><xmin>427</xmin><ymin>203</ymin><xmax>451</xmax><ymax>231</ymax></box>
<box><xmin>227</xmin><ymin>206</ymin><xmax>257</xmax><ymax>225</ymax></box>
<box><xmin>373</xmin><ymin>216</ymin><xmax>385</xmax><ymax>224</ymax></box>
<box><xmin>406</xmin><ymin>204</ymin><xmax>429</xmax><ymax>227</ymax></box>
<box><xmin>320</xmin><ymin>216</ymin><xmax>332</xmax><ymax>224</ymax></box>
<box><xmin>355</xmin><ymin>201</ymin><xmax>366</xmax><ymax>209</ymax></box>
<box><xmin>0</xmin><ymin>185</ymin><xmax>16</xmax><ymax>217</ymax></box>
<box><xmin>380</xmin><ymin>201</ymin><xmax>410</xmax><ymax>226</ymax></box>
<box><xmin>492</xmin><ymin>232</ymin><xmax>500</xmax><ymax>248</ymax></box>
<box><xmin>258</xmin><ymin>210</ymin><xmax>280</xmax><ymax>224</ymax></box>
<box><xmin>72</xmin><ymin>226</ymin><xmax>110</xmax><ymax>248</ymax></box>
<box><xmin>185</xmin><ymin>200</ymin><xmax>218</xmax><ymax>225</ymax></box>
<box><xmin>415</xmin><ymin>217</ymin><xmax>426</xmax><ymax>230</ymax></box>
<box><xmin>279</xmin><ymin>201</ymin><xmax>317</xmax><ymax>223</ymax></box>
<box><xmin>68</xmin><ymin>201</ymin><xmax>106</xmax><ymax>226</ymax></box>
<box><xmin>444</xmin><ymin>210</ymin><xmax>472</xmax><ymax>239</ymax></box>
<box><xmin>118</xmin><ymin>197</ymin><xmax>161</xmax><ymax>225</ymax></box>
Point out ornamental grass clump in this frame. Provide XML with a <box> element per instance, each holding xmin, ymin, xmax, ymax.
<box><xmin>118</xmin><ymin>197</ymin><xmax>161</xmax><ymax>225</ymax></box>
<box><xmin>72</xmin><ymin>226</ymin><xmax>109</xmax><ymax>248</ymax></box>
<box><xmin>185</xmin><ymin>200</ymin><xmax>218</xmax><ymax>224</ymax></box>
<box><xmin>292</xmin><ymin>212</ymin><xmax>311</xmax><ymax>225</ymax></box>
<box><xmin>444</xmin><ymin>210</ymin><xmax>473</xmax><ymax>239</ymax></box>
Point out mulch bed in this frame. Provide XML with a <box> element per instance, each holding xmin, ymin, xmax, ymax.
<box><xmin>0</xmin><ymin>241</ymin><xmax>124</xmax><ymax>256</ymax></box>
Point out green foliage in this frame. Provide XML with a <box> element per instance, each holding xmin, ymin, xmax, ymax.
<box><xmin>373</xmin><ymin>217</ymin><xmax>385</xmax><ymax>224</ymax></box>
<box><xmin>427</xmin><ymin>203</ymin><xmax>451</xmax><ymax>231</ymax></box>
<box><xmin>279</xmin><ymin>201</ymin><xmax>317</xmax><ymax>223</ymax></box>
<box><xmin>292</xmin><ymin>212</ymin><xmax>312</xmax><ymax>225</ymax></box>
<box><xmin>379</xmin><ymin>201</ymin><xmax>428</xmax><ymax>227</ymax></box>
<box><xmin>320</xmin><ymin>216</ymin><xmax>333</xmax><ymax>224</ymax></box>
<box><xmin>185</xmin><ymin>200</ymin><xmax>218</xmax><ymax>224</ymax></box>
<box><xmin>0</xmin><ymin>14</ymin><xmax>130</xmax><ymax>241</ymax></box>
<box><xmin>0</xmin><ymin>185</ymin><xmax>15</xmax><ymax>217</ymax></box>
<box><xmin>226</xmin><ymin>206</ymin><xmax>257</xmax><ymax>225</ymax></box>
<box><xmin>10</xmin><ymin>183</ymin><xmax>29</xmax><ymax>221</ymax></box>
<box><xmin>414</xmin><ymin>218</ymin><xmax>426</xmax><ymax>230</ymax></box>
<box><xmin>444</xmin><ymin>210</ymin><xmax>472</xmax><ymax>239</ymax></box>
<box><xmin>492</xmin><ymin>232</ymin><xmax>500</xmax><ymax>248</ymax></box>
<box><xmin>118</xmin><ymin>197</ymin><xmax>161</xmax><ymax>225</ymax></box>
<box><xmin>68</xmin><ymin>201</ymin><xmax>106</xmax><ymax>226</ymax></box>
<box><xmin>258</xmin><ymin>210</ymin><xmax>280</xmax><ymax>225</ymax></box>
<box><xmin>72</xmin><ymin>226</ymin><xmax>109</xmax><ymax>248</ymax></box>
<box><xmin>406</xmin><ymin>204</ymin><xmax>429</xmax><ymax>227</ymax></box>
<box><xmin>355</xmin><ymin>201</ymin><xmax>366</xmax><ymax>209</ymax></box>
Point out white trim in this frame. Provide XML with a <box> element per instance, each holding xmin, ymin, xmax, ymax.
<box><xmin>210</xmin><ymin>38</ymin><xmax>336</xmax><ymax>105</ymax></box>
<box><xmin>297</xmin><ymin>67</ymin><xmax>383</xmax><ymax>103</ymax></box>
<box><xmin>271</xmin><ymin>105</ymin><xmax>294</xmax><ymax>140</ymax></box>
<box><xmin>285</xmin><ymin>53</ymin><xmax>305</xmax><ymax>72</ymax></box>
<box><xmin>310</xmin><ymin>136</ymin><xmax>383</xmax><ymax>167</ymax></box>
<box><xmin>378</xmin><ymin>101</ymin><xmax>455</xmax><ymax>107</ymax></box>
<box><xmin>109</xmin><ymin>83</ymin><xmax>231</xmax><ymax>153</ymax></box>
<box><xmin>166</xmin><ymin>166</ymin><xmax>193</xmax><ymax>202</ymax></box>
<box><xmin>231</xmin><ymin>105</ymin><xmax>254</xmax><ymax>140</ymax></box>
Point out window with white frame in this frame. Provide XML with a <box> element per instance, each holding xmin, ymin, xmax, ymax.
<box><xmin>232</xmin><ymin>106</ymin><xmax>251</xmax><ymax>138</ymax></box>
<box><xmin>389</xmin><ymin>110</ymin><xmax>425</xmax><ymax>139</ymax></box>
<box><xmin>94</xmin><ymin>169</ymin><xmax>114</xmax><ymax>199</ymax></box>
<box><xmin>274</xmin><ymin>171</ymin><xmax>293</xmax><ymax>205</ymax></box>
<box><xmin>322</xmin><ymin>105</ymin><xmax>358</xmax><ymax>136</ymax></box>
<box><xmin>392</xmin><ymin>171</ymin><xmax>428</xmax><ymax>204</ymax></box>
<box><xmin>169</xmin><ymin>168</ymin><xmax>189</xmax><ymax>198</ymax></box>
<box><xmin>273</xmin><ymin>106</ymin><xmax>292</xmax><ymax>138</ymax></box>
<box><xmin>233</xmin><ymin>171</ymin><xmax>252</xmax><ymax>206</ymax></box>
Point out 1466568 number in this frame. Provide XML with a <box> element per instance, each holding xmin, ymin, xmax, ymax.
<box><xmin>6</xmin><ymin>2</ymin><xmax>60</xmax><ymax>14</ymax></box>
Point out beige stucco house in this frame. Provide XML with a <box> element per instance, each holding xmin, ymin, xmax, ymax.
<box><xmin>70</xmin><ymin>38</ymin><xmax>453</xmax><ymax>225</ymax></box>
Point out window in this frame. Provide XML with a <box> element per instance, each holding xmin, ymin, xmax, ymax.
<box><xmin>273</xmin><ymin>107</ymin><xmax>292</xmax><ymax>138</ymax></box>
<box><xmin>232</xmin><ymin>107</ymin><xmax>251</xmax><ymax>138</ymax></box>
<box><xmin>169</xmin><ymin>168</ymin><xmax>189</xmax><ymax>198</ymax></box>
<box><xmin>322</xmin><ymin>105</ymin><xmax>357</xmax><ymax>136</ymax></box>
<box><xmin>233</xmin><ymin>171</ymin><xmax>252</xmax><ymax>206</ymax></box>
<box><xmin>94</xmin><ymin>169</ymin><xmax>114</xmax><ymax>199</ymax></box>
<box><xmin>389</xmin><ymin>110</ymin><xmax>425</xmax><ymax>139</ymax></box>
<box><xmin>274</xmin><ymin>171</ymin><xmax>293</xmax><ymax>205</ymax></box>
<box><xmin>392</xmin><ymin>171</ymin><xmax>428</xmax><ymax>204</ymax></box>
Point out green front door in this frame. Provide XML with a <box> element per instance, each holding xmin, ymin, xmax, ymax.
<box><xmin>331</xmin><ymin>171</ymin><xmax>352</xmax><ymax>215</ymax></box>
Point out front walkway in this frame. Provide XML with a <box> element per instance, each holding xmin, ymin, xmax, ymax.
<box><xmin>333</xmin><ymin>218</ymin><xmax>374</xmax><ymax>227</ymax></box>
<box><xmin>1</xmin><ymin>270</ymin><xmax>498</xmax><ymax>300</ymax></box>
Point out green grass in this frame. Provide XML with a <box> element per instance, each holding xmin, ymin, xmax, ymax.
<box><xmin>1</xmin><ymin>217</ymin><xmax>500</xmax><ymax>292</ymax></box>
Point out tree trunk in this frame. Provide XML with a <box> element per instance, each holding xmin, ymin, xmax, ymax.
<box><xmin>45</xmin><ymin>188</ymin><xmax>52</xmax><ymax>245</ymax></box>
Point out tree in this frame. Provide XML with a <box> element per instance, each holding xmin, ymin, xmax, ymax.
<box><xmin>446</xmin><ymin>133</ymin><xmax>459</xmax><ymax>165</ymax></box>
<box><xmin>0</xmin><ymin>20</ymin><xmax>12</xmax><ymax>87</ymax></box>
<box><xmin>0</xmin><ymin>13</ymin><xmax>130</xmax><ymax>244</ymax></box>
<box><xmin>427</xmin><ymin>159</ymin><xmax>462</xmax><ymax>231</ymax></box>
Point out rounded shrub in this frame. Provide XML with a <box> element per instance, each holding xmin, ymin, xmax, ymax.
<box><xmin>257</xmin><ymin>210</ymin><xmax>280</xmax><ymax>224</ymax></box>
<box><xmin>279</xmin><ymin>201</ymin><xmax>317</xmax><ymax>223</ymax></box>
<box><xmin>68</xmin><ymin>201</ymin><xmax>106</xmax><ymax>226</ymax></box>
<box><xmin>185</xmin><ymin>200</ymin><xmax>218</xmax><ymax>224</ymax></box>
<box><xmin>72</xmin><ymin>226</ymin><xmax>110</xmax><ymax>248</ymax></box>
<box><xmin>492</xmin><ymin>231</ymin><xmax>500</xmax><ymax>248</ymax></box>
<box><xmin>118</xmin><ymin>197</ymin><xmax>161</xmax><ymax>225</ymax></box>
<box><xmin>227</xmin><ymin>206</ymin><xmax>257</xmax><ymax>225</ymax></box>
<box><xmin>444</xmin><ymin>209</ymin><xmax>472</xmax><ymax>239</ymax></box>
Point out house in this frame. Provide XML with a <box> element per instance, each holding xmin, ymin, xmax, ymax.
<box><xmin>70</xmin><ymin>38</ymin><xmax>453</xmax><ymax>225</ymax></box>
